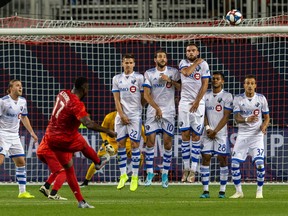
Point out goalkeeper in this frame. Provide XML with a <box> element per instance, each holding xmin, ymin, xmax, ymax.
<box><xmin>80</xmin><ymin>110</ymin><xmax>146</xmax><ymax>186</ymax></box>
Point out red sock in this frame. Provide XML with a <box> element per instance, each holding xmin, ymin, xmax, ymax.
<box><xmin>65</xmin><ymin>166</ymin><xmax>84</xmax><ymax>202</ymax></box>
<box><xmin>52</xmin><ymin>170</ymin><xmax>66</xmax><ymax>191</ymax></box>
<box><xmin>46</xmin><ymin>172</ymin><xmax>58</xmax><ymax>185</ymax></box>
<box><xmin>81</xmin><ymin>145</ymin><xmax>100</xmax><ymax>164</ymax></box>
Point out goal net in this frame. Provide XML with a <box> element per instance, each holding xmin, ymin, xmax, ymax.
<box><xmin>0</xmin><ymin>15</ymin><xmax>287</xmax><ymax>184</ymax></box>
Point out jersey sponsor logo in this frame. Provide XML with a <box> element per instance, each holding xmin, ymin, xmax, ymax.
<box><xmin>215</xmin><ymin>104</ymin><xmax>222</xmax><ymax>112</ymax></box>
<box><xmin>152</xmin><ymin>83</ymin><xmax>165</xmax><ymax>88</ymax></box>
<box><xmin>6</xmin><ymin>112</ymin><xmax>18</xmax><ymax>118</ymax></box>
<box><xmin>130</xmin><ymin>86</ymin><xmax>136</xmax><ymax>93</ymax></box>
<box><xmin>119</xmin><ymin>87</ymin><xmax>129</xmax><ymax>91</ymax></box>
<box><xmin>194</xmin><ymin>73</ymin><xmax>200</xmax><ymax>80</ymax></box>
<box><xmin>254</xmin><ymin>109</ymin><xmax>260</xmax><ymax>116</ymax></box>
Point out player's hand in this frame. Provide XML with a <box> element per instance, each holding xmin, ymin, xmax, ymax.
<box><xmin>190</xmin><ymin>100</ymin><xmax>200</xmax><ymax>113</ymax></box>
<box><xmin>207</xmin><ymin>129</ymin><xmax>216</xmax><ymax>139</ymax></box>
<box><xmin>31</xmin><ymin>132</ymin><xmax>38</xmax><ymax>143</ymax></box>
<box><xmin>107</xmin><ymin>129</ymin><xmax>117</xmax><ymax>138</ymax></box>
<box><xmin>120</xmin><ymin>115</ymin><xmax>130</xmax><ymax>125</ymax></box>
<box><xmin>260</xmin><ymin>124</ymin><xmax>268</xmax><ymax>134</ymax></box>
<box><xmin>155</xmin><ymin>108</ymin><xmax>162</xmax><ymax>120</ymax></box>
<box><xmin>247</xmin><ymin>115</ymin><xmax>258</xmax><ymax>123</ymax></box>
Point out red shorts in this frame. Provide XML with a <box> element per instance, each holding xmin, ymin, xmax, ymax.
<box><xmin>46</xmin><ymin>133</ymin><xmax>89</xmax><ymax>165</ymax></box>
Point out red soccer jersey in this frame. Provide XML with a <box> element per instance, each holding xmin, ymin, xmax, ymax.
<box><xmin>46</xmin><ymin>90</ymin><xmax>88</xmax><ymax>142</ymax></box>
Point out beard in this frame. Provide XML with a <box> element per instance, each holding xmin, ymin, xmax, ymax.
<box><xmin>157</xmin><ymin>61</ymin><xmax>166</xmax><ymax>69</ymax></box>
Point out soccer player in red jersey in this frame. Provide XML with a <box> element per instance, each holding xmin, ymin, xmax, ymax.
<box><xmin>41</xmin><ymin>77</ymin><xmax>116</xmax><ymax>208</ymax></box>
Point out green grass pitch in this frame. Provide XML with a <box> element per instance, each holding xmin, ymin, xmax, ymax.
<box><xmin>0</xmin><ymin>184</ymin><xmax>287</xmax><ymax>216</ymax></box>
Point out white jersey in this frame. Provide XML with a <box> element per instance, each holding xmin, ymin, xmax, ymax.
<box><xmin>178</xmin><ymin>59</ymin><xmax>210</xmax><ymax>105</ymax></box>
<box><xmin>112</xmin><ymin>71</ymin><xmax>144</xmax><ymax>119</ymax></box>
<box><xmin>0</xmin><ymin>95</ymin><xmax>28</xmax><ymax>135</ymax></box>
<box><xmin>143</xmin><ymin>66</ymin><xmax>180</xmax><ymax>119</ymax></box>
<box><xmin>204</xmin><ymin>89</ymin><xmax>233</xmax><ymax>136</ymax></box>
<box><xmin>233</xmin><ymin>93</ymin><xmax>269</xmax><ymax>136</ymax></box>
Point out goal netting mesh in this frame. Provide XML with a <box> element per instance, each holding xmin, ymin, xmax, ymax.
<box><xmin>0</xmin><ymin>15</ymin><xmax>287</xmax><ymax>184</ymax></box>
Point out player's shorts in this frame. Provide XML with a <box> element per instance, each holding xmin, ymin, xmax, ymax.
<box><xmin>115</xmin><ymin>116</ymin><xmax>142</xmax><ymax>142</ymax></box>
<box><xmin>232</xmin><ymin>134</ymin><xmax>265</xmax><ymax>162</ymax></box>
<box><xmin>178</xmin><ymin>103</ymin><xmax>205</xmax><ymax>135</ymax></box>
<box><xmin>145</xmin><ymin>117</ymin><xmax>175</xmax><ymax>137</ymax></box>
<box><xmin>201</xmin><ymin>134</ymin><xmax>230</xmax><ymax>156</ymax></box>
<box><xmin>0</xmin><ymin>133</ymin><xmax>24</xmax><ymax>158</ymax></box>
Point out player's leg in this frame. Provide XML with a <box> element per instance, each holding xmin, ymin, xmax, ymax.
<box><xmin>199</xmin><ymin>153</ymin><xmax>212</xmax><ymax>198</ymax></box>
<box><xmin>117</xmin><ymin>138</ymin><xmax>129</xmax><ymax>189</ymax></box>
<box><xmin>130</xmin><ymin>140</ymin><xmax>141</xmax><ymax>191</ymax></box>
<box><xmin>144</xmin><ymin>132</ymin><xmax>156</xmax><ymax>186</ymax></box>
<box><xmin>218</xmin><ymin>155</ymin><xmax>229</xmax><ymax>198</ymax></box>
<box><xmin>10</xmin><ymin>138</ymin><xmax>34</xmax><ymax>198</ymax></box>
<box><xmin>161</xmin><ymin>119</ymin><xmax>174</xmax><ymax>188</ymax></box>
<box><xmin>180</xmin><ymin>130</ymin><xmax>191</xmax><ymax>182</ymax></box>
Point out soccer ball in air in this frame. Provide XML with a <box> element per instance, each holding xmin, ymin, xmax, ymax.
<box><xmin>225</xmin><ymin>9</ymin><xmax>243</xmax><ymax>25</ymax></box>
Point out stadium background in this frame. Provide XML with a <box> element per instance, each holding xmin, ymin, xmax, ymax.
<box><xmin>0</xmin><ymin>0</ymin><xmax>287</xmax><ymax>183</ymax></box>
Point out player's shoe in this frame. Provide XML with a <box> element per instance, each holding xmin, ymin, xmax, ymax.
<box><xmin>117</xmin><ymin>173</ymin><xmax>129</xmax><ymax>190</ymax></box>
<box><xmin>95</xmin><ymin>156</ymin><xmax>109</xmax><ymax>170</ymax></box>
<box><xmin>18</xmin><ymin>191</ymin><xmax>35</xmax><ymax>199</ymax></box>
<box><xmin>78</xmin><ymin>201</ymin><xmax>95</xmax><ymax>208</ymax></box>
<box><xmin>187</xmin><ymin>171</ymin><xmax>196</xmax><ymax>183</ymax></box>
<box><xmin>229</xmin><ymin>191</ymin><xmax>244</xmax><ymax>199</ymax></box>
<box><xmin>181</xmin><ymin>169</ymin><xmax>190</xmax><ymax>182</ymax></box>
<box><xmin>48</xmin><ymin>194</ymin><xmax>68</xmax><ymax>200</ymax></box>
<box><xmin>80</xmin><ymin>179</ymin><xmax>89</xmax><ymax>188</ymax></box>
<box><xmin>218</xmin><ymin>192</ymin><xmax>226</xmax><ymax>198</ymax></box>
<box><xmin>199</xmin><ymin>191</ymin><xmax>210</xmax><ymax>198</ymax></box>
<box><xmin>256</xmin><ymin>190</ymin><xmax>263</xmax><ymax>199</ymax></box>
<box><xmin>161</xmin><ymin>173</ymin><xmax>169</xmax><ymax>188</ymax></box>
<box><xmin>144</xmin><ymin>172</ymin><xmax>155</xmax><ymax>186</ymax></box>
<box><xmin>39</xmin><ymin>185</ymin><xmax>50</xmax><ymax>197</ymax></box>
<box><xmin>130</xmin><ymin>175</ymin><xmax>138</xmax><ymax>192</ymax></box>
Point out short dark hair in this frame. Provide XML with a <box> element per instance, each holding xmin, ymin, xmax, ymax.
<box><xmin>122</xmin><ymin>54</ymin><xmax>135</xmax><ymax>61</ymax></box>
<box><xmin>7</xmin><ymin>79</ymin><xmax>21</xmax><ymax>94</ymax></box>
<box><xmin>185</xmin><ymin>43</ymin><xmax>199</xmax><ymax>50</ymax></box>
<box><xmin>154</xmin><ymin>50</ymin><xmax>167</xmax><ymax>58</ymax></box>
<box><xmin>74</xmin><ymin>77</ymin><xmax>88</xmax><ymax>90</ymax></box>
<box><xmin>244</xmin><ymin>74</ymin><xmax>256</xmax><ymax>82</ymax></box>
<box><xmin>213</xmin><ymin>71</ymin><xmax>225</xmax><ymax>80</ymax></box>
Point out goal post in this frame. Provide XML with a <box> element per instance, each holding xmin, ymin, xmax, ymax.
<box><xmin>0</xmin><ymin>15</ymin><xmax>287</xmax><ymax>184</ymax></box>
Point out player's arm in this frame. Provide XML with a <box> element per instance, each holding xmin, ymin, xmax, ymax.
<box><xmin>260</xmin><ymin>113</ymin><xmax>270</xmax><ymax>134</ymax></box>
<box><xmin>143</xmin><ymin>86</ymin><xmax>162</xmax><ymax>118</ymax></box>
<box><xmin>160</xmin><ymin>73</ymin><xmax>181</xmax><ymax>90</ymax></box>
<box><xmin>208</xmin><ymin>109</ymin><xmax>232</xmax><ymax>139</ymax></box>
<box><xmin>234</xmin><ymin>113</ymin><xmax>258</xmax><ymax>124</ymax></box>
<box><xmin>181</xmin><ymin>58</ymin><xmax>203</xmax><ymax>77</ymax></box>
<box><xmin>113</xmin><ymin>92</ymin><xmax>130</xmax><ymax>125</ymax></box>
<box><xmin>141</xmin><ymin>91</ymin><xmax>147</xmax><ymax>107</ymax></box>
<box><xmin>190</xmin><ymin>77</ymin><xmax>209</xmax><ymax>113</ymax></box>
<box><xmin>80</xmin><ymin>115</ymin><xmax>116</xmax><ymax>138</ymax></box>
<box><xmin>20</xmin><ymin>116</ymin><xmax>38</xmax><ymax>142</ymax></box>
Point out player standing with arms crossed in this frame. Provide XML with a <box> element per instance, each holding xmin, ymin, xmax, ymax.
<box><xmin>230</xmin><ymin>74</ymin><xmax>270</xmax><ymax>199</ymax></box>
<box><xmin>178</xmin><ymin>43</ymin><xmax>210</xmax><ymax>182</ymax></box>
<box><xmin>42</xmin><ymin>77</ymin><xmax>116</xmax><ymax>208</ymax></box>
<box><xmin>199</xmin><ymin>72</ymin><xmax>233</xmax><ymax>198</ymax></box>
<box><xmin>143</xmin><ymin>50</ymin><xmax>181</xmax><ymax>188</ymax></box>
<box><xmin>112</xmin><ymin>54</ymin><xmax>146</xmax><ymax>192</ymax></box>
<box><xmin>0</xmin><ymin>79</ymin><xmax>38</xmax><ymax>198</ymax></box>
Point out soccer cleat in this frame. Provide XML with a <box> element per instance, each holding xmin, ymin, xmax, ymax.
<box><xmin>117</xmin><ymin>173</ymin><xmax>129</xmax><ymax>190</ymax></box>
<box><xmin>229</xmin><ymin>191</ymin><xmax>244</xmax><ymax>199</ymax></box>
<box><xmin>18</xmin><ymin>191</ymin><xmax>35</xmax><ymax>199</ymax></box>
<box><xmin>256</xmin><ymin>190</ymin><xmax>263</xmax><ymax>199</ymax></box>
<box><xmin>144</xmin><ymin>172</ymin><xmax>155</xmax><ymax>186</ymax></box>
<box><xmin>161</xmin><ymin>173</ymin><xmax>169</xmax><ymax>188</ymax></box>
<box><xmin>95</xmin><ymin>156</ymin><xmax>109</xmax><ymax>170</ymax></box>
<box><xmin>218</xmin><ymin>192</ymin><xmax>226</xmax><ymax>198</ymax></box>
<box><xmin>80</xmin><ymin>179</ymin><xmax>89</xmax><ymax>188</ymax></box>
<box><xmin>48</xmin><ymin>194</ymin><xmax>68</xmax><ymax>200</ymax></box>
<box><xmin>181</xmin><ymin>169</ymin><xmax>190</xmax><ymax>182</ymax></box>
<box><xmin>39</xmin><ymin>185</ymin><xmax>50</xmax><ymax>197</ymax></box>
<box><xmin>199</xmin><ymin>191</ymin><xmax>210</xmax><ymax>198</ymax></box>
<box><xmin>187</xmin><ymin>171</ymin><xmax>196</xmax><ymax>183</ymax></box>
<box><xmin>78</xmin><ymin>201</ymin><xmax>95</xmax><ymax>208</ymax></box>
<box><xmin>130</xmin><ymin>175</ymin><xmax>138</xmax><ymax>192</ymax></box>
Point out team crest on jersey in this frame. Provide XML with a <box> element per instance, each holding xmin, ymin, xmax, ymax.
<box><xmin>194</xmin><ymin>73</ymin><xmax>201</xmax><ymax>80</ymax></box>
<box><xmin>215</xmin><ymin>105</ymin><xmax>222</xmax><ymax>112</ymax></box>
<box><xmin>131</xmin><ymin>79</ymin><xmax>136</xmax><ymax>84</ymax></box>
<box><xmin>217</xmin><ymin>98</ymin><xmax>223</xmax><ymax>103</ymax></box>
<box><xmin>130</xmin><ymin>86</ymin><xmax>136</xmax><ymax>93</ymax></box>
<box><xmin>253</xmin><ymin>109</ymin><xmax>260</xmax><ymax>116</ymax></box>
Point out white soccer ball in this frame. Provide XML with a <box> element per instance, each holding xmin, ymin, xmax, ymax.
<box><xmin>225</xmin><ymin>9</ymin><xmax>243</xmax><ymax>26</ymax></box>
